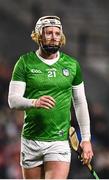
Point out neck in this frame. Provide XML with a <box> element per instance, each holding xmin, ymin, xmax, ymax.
<box><xmin>38</xmin><ymin>48</ymin><xmax>58</xmax><ymax>59</ymax></box>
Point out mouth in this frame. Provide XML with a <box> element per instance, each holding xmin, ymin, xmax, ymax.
<box><xmin>46</xmin><ymin>41</ymin><xmax>59</xmax><ymax>45</ymax></box>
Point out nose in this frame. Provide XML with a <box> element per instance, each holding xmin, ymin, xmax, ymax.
<box><xmin>51</xmin><ymin>32</ymin><xmax>56</xmax><ymax>39</ymax></box>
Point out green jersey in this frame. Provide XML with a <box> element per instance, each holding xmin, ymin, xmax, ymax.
<box><xmin>11</xmin><ymin>51</ymin><xmax>83</xmax><ymax>141</ymax></box>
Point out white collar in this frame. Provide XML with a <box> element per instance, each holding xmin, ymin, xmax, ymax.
<box><xmin>36</xmin><ymin>50</ymin><xmax>60</xmax><ymax>65</ymax></box>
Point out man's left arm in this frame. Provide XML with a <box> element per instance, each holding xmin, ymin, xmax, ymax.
<box><xmin>72</xmin><ymin>82</ymin><xmax>94</xmax><ymax>164</ymax></box>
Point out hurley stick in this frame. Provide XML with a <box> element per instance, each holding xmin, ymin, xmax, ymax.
<box><xmin>69</xmin><ymin>127</ymin><xmax>99</xmax><ymax>179</ymax></box>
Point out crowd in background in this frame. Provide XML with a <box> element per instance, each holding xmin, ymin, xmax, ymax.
<box><xmin>0</xmin><ymin>0</ymin><xmax>109</xmax><ymax>178</ymax></box>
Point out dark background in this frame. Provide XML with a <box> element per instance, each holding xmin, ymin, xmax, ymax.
<box><xmin>0</xmin><ymin>0</ymin><xmax>109</xmax><ymax>178</ymax></box>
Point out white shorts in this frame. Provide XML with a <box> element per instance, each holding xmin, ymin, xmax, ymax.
<box><xmin>20</xmin><ymin>137</ymin><xmax>71</xmax><ymax>168</ymax></box>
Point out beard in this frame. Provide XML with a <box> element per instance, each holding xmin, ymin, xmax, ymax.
<box><xmin>41</xmin><ymin>44</ymin><xmax>60</xmax><ymax>54</ymax></box>
<box><xmin>41</xmin><ymin>40</ymin><xmax>61</xmax><ymax>54</ymax></box>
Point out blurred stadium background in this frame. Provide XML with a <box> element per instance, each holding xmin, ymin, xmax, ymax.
<box><xmin>0</xmin><ymin>0</ymin><xmax>109</xmax><ymax>178</ymax></box>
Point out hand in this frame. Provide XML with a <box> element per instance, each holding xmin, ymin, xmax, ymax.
<box><xmin>33</xmin><ymin>96</ymin><xmax>55</xmax><ymax>109</ymax></box>
<box><xmin>80</xmin><ymin>141</ymin><xmax>94</xmax><ymax>165</ymax></box>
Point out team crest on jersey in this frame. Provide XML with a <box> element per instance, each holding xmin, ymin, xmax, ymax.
<box><xmin>62</xmin><ymin>69</ymin><xmax>70</xmax><ymax>76</ymax></box>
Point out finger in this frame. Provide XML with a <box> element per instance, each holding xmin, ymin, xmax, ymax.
<box><xmin>35</xmin><ymin>96</ymin><xmax>55</xmax><ymax>108</ymax></box>
<box><xmin>82</xmin><ymin>156</ymin><xmax>92</xmax><ymax>165</ymax></box>
<box><xmin>79</xmin><ymin>156</ymin><xmax>88</xmax><ymax>165</ymax></box>
<box><xmin>40</xmin><ymin>105</ymin><xmax>50</xmax><ymax>109</ymax></box>
<box><xmin>89</xmin><ymin>151</ymin><xmax>94</xmax><ymax>159</ymax></box>
<box><xmin>34</xmin><ymin>99</ymin><xmax>51</xmax><ymax>108</ymax></box>
<box><xmin>41</xmin><ymin>101</ymin><xmax>54</xmax><ymax>108</ymax></box>
<box><xmin>42</xmin><ymin>96</ymin><xmax>56</xmax><ymax>103</ymax></box>
<box><xmin>86</xmin><ymin>151</ymin><xmax>93</xmax><ymax>160</ymax></box>
<box><xmin>44</xmin><ymin>99</ymin><xmax>55</xmax><ymax>106</ymax></box>
<box><xmin>41</xmin><ymin>97</ymin><xmax>55</xmax><ymax>106</ymax></box>
<box><xmin>84</xmin><ymin>153</ymin><xmax>88</xmax><ymax>160</ymax></box>
<box><xmin>82</xmin><ymin>152</ymin><xmax>89</xmax><ymax>164</ymax></box>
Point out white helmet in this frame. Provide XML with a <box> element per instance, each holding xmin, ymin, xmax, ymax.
<box><xmin>31</xmin><ymin>15</ymin><xmax>66</xmax><ymax>48</ymax></box>
<box><xmin>35</xmin><ymin>16</ymin><xmax>63</xmax><ymax>34</ymax></box>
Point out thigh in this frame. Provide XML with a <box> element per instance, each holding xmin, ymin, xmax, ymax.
<box><xmin>44</xmin><ymin>161</ymin><xmax>70</xmax><ymax>179</ymax></box>
<box><xmin>43</xmin><ymin>140</ymin><xmax>71</xmax><ymax>179</ymax></box>
<box><xmin>22</xmin><ymin>165</ymin><xmax>44</xmax><ymax>179</ymax></box>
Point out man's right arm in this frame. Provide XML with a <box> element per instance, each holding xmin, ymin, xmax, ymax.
<box><xmin>8</xmin><ymin>81</ymin><xmax>35</xmax><ymax>109</ymax></box>
<box><xmin>8</xmin><ymin>81</ymin><xmax>55</xmax><ymax>110</ymax></box>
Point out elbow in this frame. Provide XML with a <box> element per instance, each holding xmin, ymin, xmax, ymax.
<box><xmin>8</xmin><ymin>95</ymin><xmax>16</xmax><ymax>109</ymax></box>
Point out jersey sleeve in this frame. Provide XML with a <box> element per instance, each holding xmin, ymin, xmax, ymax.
<box><xmin>73</xmin><ymin>61</ymin><xmax>83</xmax><ymax>86</ymax></box>
<box><xmin>11</xmin><ymin>56</ymin><xmax>26</xmax><ymax>82</ymax></box>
